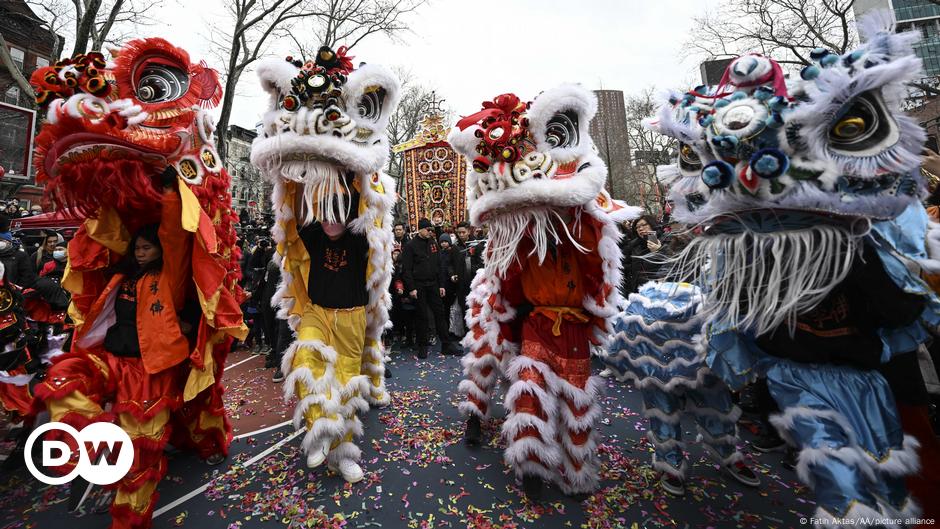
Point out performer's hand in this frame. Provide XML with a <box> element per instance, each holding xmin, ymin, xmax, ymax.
<box><xmin>439</xmin><ymin>288</ymin><xmax>445</xmax><ymax>297</ymax></box>
<box><xmin>160</xmin><ymin>165</ymin><xmax>179</xmax><ymax>189</ymax></box>
<box><xmin>397</xmin><ymin>289</ymin><xmax>404</xmax><ymax>295</ymax></box>
<box><xmin>409</xmin><ymin>289</ymin><xmax>418</xmax><ymax>299</ymax></box>
<box><xmin>647</xmin><ymin>240</ymin><xmax>662</xmax><ymax>252</ymax></box>
<box><xmin>924</xmin><ymin>148</ymin><xmax>940</xmax><ymax>176</ymax></box>
<box><xmin>450</xmin><ymin>275</ymin><xmax>458</xmax><ymax>283</ymax></box>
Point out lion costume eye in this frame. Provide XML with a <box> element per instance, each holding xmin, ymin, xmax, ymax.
<box><xmin>357</xmin><ymin>87</ymin><xmax>386</xmax><ymax>122</ymax></box>
<box><xmin>678</xmin><ymin>142</ymin><xmax>702</xmax><ymax>172</ymax></box>
<box><xmin>136</xmin><ymin>63</ymin><xmax>189</xmax><ymax>104</ymax></box>
<box><xmin>545</xmin><ymin>111</ymin><xmax>579</xmax><ymax>149</ymax></box>
<box><xmin>827</xmin><ymin>91</ymin><xmax>895</xmax><ymax>154</ymax></box>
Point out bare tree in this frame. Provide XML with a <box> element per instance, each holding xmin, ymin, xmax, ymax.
<box><xmin>212</xmin><ymin>0</ymin><xmax>427</xmax><ymax>162</ymax></box>
<box><xmin>386</xmin><ymin>70</ymin><xmax>441</xmax><ymax>178</ymax></box>
<box><xmin>25</xmin><ymin>0</ymin><xmax>67</xmax><ymax>59</ymax></box>
<box><xmin>211</xmin><ymin>0</ymin><xmax>310</xmax><ymax>161</ymax></box>
<box><xmin>26</xmin><ymin>0</ymin><xmax>162</xmax><ymax>57</ymax></box>
<box><xmin>686</xmin><ymin>0</ymin><xmax>857</xmax><ymax>66</ymax></box>
<box><xmin>623</xmin><ymin>87</ymin><xmax>675</xmax><ymax>215</ymax></box>
<box><xmin>286</xmin><ymin>0</ymin><xmax>425</xmax><ymax>59</ymax></box>
<box><xmin>0</xmin><ymin>33</ymin><xmax>34</xmax><ymax>97</ymax></box>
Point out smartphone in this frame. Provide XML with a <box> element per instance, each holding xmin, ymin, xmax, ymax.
<box><xmin>646</xmin><ymin>232</ymin><xmax>659</xmax><ymax>245</ymax></box>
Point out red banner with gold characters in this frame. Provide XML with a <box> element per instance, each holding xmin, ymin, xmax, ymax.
<box><xmin>395</xmin><ymin>113</ymin><xmax>467</xmax><ymax>229</ymax></box>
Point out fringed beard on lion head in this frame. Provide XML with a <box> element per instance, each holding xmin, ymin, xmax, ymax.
<box><xmin>648</xmin><ymin>13</ymin><xmax>928</xmax><ymax>336</ymax></box>
<box><xmin>448</xmin><ymin>85</ymin><xmax>639</xmax><ymax>279</ymax></box>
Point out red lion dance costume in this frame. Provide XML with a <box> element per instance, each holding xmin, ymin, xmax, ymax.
<box><xmin>28</xmin><ymin>39</ymin><xmax>246</xmax><ymax>528</ymax></box>
<box><xmin>448</xmin><ymin>86</ymin><xmax>640</xmax><ymax>497</ymax></box>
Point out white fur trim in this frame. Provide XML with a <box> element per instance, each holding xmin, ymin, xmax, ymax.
<box><xmin>327</xmin><ymin>440</ymin><xmax>362</xmax><ymax>465</ymax></box>
<box><xmin>528</xmin><ymin>84</ymin><xmax>597</xmax><ymax>163</ymax></box>
<box><xmin>652</xmin><ymin>453</ymin><xmax>689</xmax><ymax>479</ymax></box>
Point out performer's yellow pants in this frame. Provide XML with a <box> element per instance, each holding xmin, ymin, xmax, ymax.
<box><xmin>291</xmin><ymin>303</ymin><xmax>366</xmax><ymax>448</ymax></box>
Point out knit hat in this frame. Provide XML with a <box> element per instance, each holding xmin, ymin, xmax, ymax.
<box><xmin>418</xmin><ymin>218</ymin><xmax>432</xmax><ymax>230</ymax></box>
<box><xmin>439</xmin><ymin>233</ymin><xmax>451</xmax><ymax>245</ymax></box>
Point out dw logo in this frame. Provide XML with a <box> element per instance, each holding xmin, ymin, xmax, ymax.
<box><xmin>24</xmin><ymin>422</ymin><xmax>134</xmax><ymax>485</ymax></box>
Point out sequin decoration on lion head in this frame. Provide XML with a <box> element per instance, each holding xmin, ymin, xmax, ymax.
<box><xmin>648</xmin><ymin>13</ymin><xmax>926</xmax><ymax>228</ymax></box>
<box><xmin>447</xmin><ymin>85</ymin><xmax>611</xmax><ymax>227</ymax></box>
<box><xmin>250</xmin><ymin>46</ymin><xmax>401</xmax><ymax>225</ymax></box>
<box><xmin>648</xmin><ymin>13</ymin><xmax>930</xmax><ymax>336</ymax></box>
<box><xmin>30</xmin><ymin>38</ymin><xmax>224</xmax><ymax>226</ymax></box>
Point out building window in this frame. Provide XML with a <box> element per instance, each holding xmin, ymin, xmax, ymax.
<box><xmin>4</xmin><ymin>86</ymin><xmax>19</xmax><ymax>105</ymax></box>
<box><xmin>9</xmin><ymin>47</ymin><xmax>24</xmax><ymax>71</ymax></box>
<box><xmin>35</xmin><ymin>56</ymin><xmax>49</xmax><ymax>68</ymax></box>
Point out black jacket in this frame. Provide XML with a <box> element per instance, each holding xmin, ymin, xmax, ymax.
<box><xmin>466</xmin><ymin>239</ymin><xmax>486</xmax><ymax>277</ymax></box>
<box><xmin>260</xmin><ymin>258</ymin><xmax>281</xmax><ymax>312</ymax></box>
<box><xmin>452</xmin><ymin>241</ymin><xmax>474</xmax><ymax>294</ymax></box>
<box><xmin>401</xmin><ymin>235</ymin><xmax>446</xmax><ymax>291</ymax></box>
<box><xmin>0</xmin><ymin>239</ymin><xmax>37</xmax><ymax>289</ymax></box>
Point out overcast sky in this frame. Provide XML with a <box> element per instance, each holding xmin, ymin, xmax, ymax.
<box><xmin>145</xmin><ymin>0</ymin><xmax>717</xmax><ymax>130</ymax></box>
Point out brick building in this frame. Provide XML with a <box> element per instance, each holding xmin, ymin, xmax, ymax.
<box><xmin>0</xmin><ymin>0</ymin><xmax>61</xmax><ymax>207</ymax></box>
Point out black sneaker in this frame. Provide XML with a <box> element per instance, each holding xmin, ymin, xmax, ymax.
<box><xmin>782</xmin><ymin>448</ymin><xmax>798</xmax><ymax>471</ymax></box>
<box><xmin>442</xmin><ymin>342</ymin><xmax>462</xmax><ymax>356</ymax></box>
<box><xmin>522</xmin><ymin>474</ymin><xmax>543</xmax><ymax>501</ymax></box>
<box><xmin>272</xmin><ymin>370</ymin><xmax>285</xmax><ymax>383</ymax></box>
<box><xmin>465</xmin><ymin>415</ymin><xmax>482</xmax><ymax>446</ymax></box>
<box><xmin>660</xmin><ymin>473</ymin><xmax>685</xmax><ymax>496</ymax></box>
<box><xmin>750</xmin><ymin>431</ymin><xmax>786</xmax><ymax>453</ymax></box>
<box><xmin>417</xmin><ymin>347</ymin><xmax>428</xmax><ymax>359</ymax></box>
<box><xmin>384</xmin><ymin>365</ymin><xmax>393</xmax><ymax>379</ymax></box>
<box><xmin>205</xmin><ymin>453</ymin><xmax>226</xmax><ymax>466</ymax></box>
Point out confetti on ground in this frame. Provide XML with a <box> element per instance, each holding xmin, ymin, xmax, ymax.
<box><xmin>0</xmin><ymin>346</ymin><xmax>813</xmax><ymax>528</ymax></box>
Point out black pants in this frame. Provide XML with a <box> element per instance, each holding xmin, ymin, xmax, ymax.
<box><xmin>392</xmin><ymin>303</ymin><xmax>415</xmax><ymax>342</ymax></box>
<box><xmin>260</xmin><ymin>302</ymin><xmax>278</xmax><ymax>349</ymax></box>
<box><xmin>414</xmin><ymin>285</ymin><xmax>451</xmax><ymax>347</ymax></box>
<box><xmin>272</xmin><ymin>319</ymin><xmax>292</xmax><ymax>370</ymax></box>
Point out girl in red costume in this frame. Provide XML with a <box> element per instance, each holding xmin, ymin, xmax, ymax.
<box><xmin>36</xmin><ymin>179</ymin><xmax>207</xmax><ymax>528</ymax></box>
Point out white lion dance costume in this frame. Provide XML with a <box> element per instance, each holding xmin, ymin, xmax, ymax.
<box><xmin>449</xmin><ymin>87</ymin><xmax>640</xmax><ymax>497</ymax></box>
<box><xmin>605</xmin><ymin>282</ymin><xmax>759</xmax><ymax>495</ymax></box>
<box><xmin>649</xmin><ymin>15</ymin><xmax>940</xmax><ymax>525</ymax></box>
<box><xmin>250</xmin><ymin>46</ymin><xmax>399</xmax><ymax>482</ymax></box>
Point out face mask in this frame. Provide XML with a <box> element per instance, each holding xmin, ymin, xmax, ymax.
<box><xmin>53</xmin><ymin>250</ymin><xmax>66</xmax><ymax>261</ymax></box>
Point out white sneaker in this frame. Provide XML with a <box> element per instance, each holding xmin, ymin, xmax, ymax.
<box><xmin>599</xmin><ymin>367</ymin><xmax>614</xmax><ymax>378</ymax></box>
<box><xmin>305</xmin><ymin>439</ymin><xmax>330</xmax><ymax>468</ymax></box>
<box><xmin>330</xmin><ymin>458</ymin><xmax>364</xmax><ymax>483</ymax></box>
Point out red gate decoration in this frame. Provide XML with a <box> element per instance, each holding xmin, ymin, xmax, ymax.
<box><xmin>394</xmin><ymin>113</ymin><xmax>467</xmax><ymax>229</ymax></box>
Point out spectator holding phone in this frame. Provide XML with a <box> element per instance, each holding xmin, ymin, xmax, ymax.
<box><xmin>620</xmin><ymin>215</ymin><xmax>666</xmax><ymax>296</ymax></box>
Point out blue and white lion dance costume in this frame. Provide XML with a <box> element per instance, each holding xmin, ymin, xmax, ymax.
<box><xmin>637</xmin><ymin>13</ymin><xmax>940</xmax><ymax>526</ymax></box>
<box><xmin>606</xmin><ymin>282</ymin><xmax>749</xmax><ymax>486</ymax></box>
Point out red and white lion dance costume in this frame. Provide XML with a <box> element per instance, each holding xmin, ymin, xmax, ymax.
<box><xmin>29</xmin><ymin>39</ymin><xmax>245</xmax><ymax>528</ymax></box>
<box><xmin>448</xmin><ymin>86</ymin><xmax>639</xmax><ymax>496</ymax></box>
